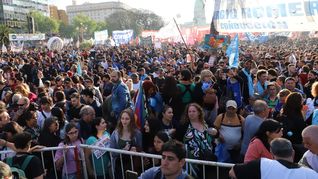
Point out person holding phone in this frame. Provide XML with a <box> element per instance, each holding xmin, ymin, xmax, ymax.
<box><xmin>110</xmin><ymin>108</ymin><xmax>142</xmax><ymax>179</ymax></box>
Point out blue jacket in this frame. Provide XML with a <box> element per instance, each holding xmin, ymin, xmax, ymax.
<box><xmin>111</xmin><ymin>81</ymin><xmax>131</xmax><ymax>118</ymax></box>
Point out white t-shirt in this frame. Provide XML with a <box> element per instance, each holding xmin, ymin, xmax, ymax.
<box><xmin>261</xmin><ymin>158</ymin><xmax>318</xmax><ymax>179</ymax></box>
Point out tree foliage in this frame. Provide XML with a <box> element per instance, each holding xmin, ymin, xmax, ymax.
<box><xmin>59</xmin><ymin>22</ymin><xmax>75</xmax><ymax>38</ymax></box>
<box><xmin>106</xmin><ymin>9</ymin><xmax>164</xmax><ymax>36</ymax></box>
<box><xmin>72</xmin><ymin>14</ymin><xmax>97</xmax><ymax>38</ymax></box>
<box><xmin>0</xmin><ymin>25</ymin><xmax>11</xmax><ymax>46</ymax></box>
<box><xmin>31</xmin><ymin>11</ymin><xmax>59</xmax><ymax>34</ymax></box>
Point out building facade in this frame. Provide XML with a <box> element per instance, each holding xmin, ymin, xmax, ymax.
<box><xmin>0</xmin><ymin>0</ymin><xmax>49</xmax><ymax>32</ymax></box>
<box><xmin>66</xmin><ymin>1</ymin><xmax>131</xmax><ymax>23</ymax></box>
<box><xmin>49</xmin><ymin>5</ymin><xmax>68</xmax><ymax>25</ymax></box>
<box><xmin>58</xmin><ymin>9</ymin><xmax>68</xmax><ymax>25</ymax></box>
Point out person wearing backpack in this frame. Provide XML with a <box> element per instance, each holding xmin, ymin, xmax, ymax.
<box><xmin>177</xmin><ymin>69</ymin><xmax>195</xmax><ymax>113</ymax></box>
<box><xmin>5</xmin><ymin>132</ymin><xmax>44</xmax><ymax>179</ymax></box>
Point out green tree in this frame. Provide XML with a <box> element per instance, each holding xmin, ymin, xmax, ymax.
<box><xmin>72</xmin><ymin>14</ymin><xmax>97</xmax><ymax>39</ymax></box>
<box><xmin>31</xmin><ymin>11</ymin><xmax>59</xmax><ymax>34</ymax></box>
<box><xmin>106</xmin><ymin>9</ymin><xmax>164</xmax><ymax>36</ymax></box>
<box><xmin>95</xmin><ymin>21</ymin><xmax>107</xmax><ymax>32</ymax></box>
<box><xmin>59</xmin><ymin>22</ymin><xmax>75</xmax><ymax>38</ymax></box>
<box><xmin>0</xmin><ymin>25</ymin><xmax>11</xmax><ymax>47</ymax></box>
<box><xmin>135</xmin><ymin>10</ymin><xmax>164</xmax><ymax>31</ymax></box>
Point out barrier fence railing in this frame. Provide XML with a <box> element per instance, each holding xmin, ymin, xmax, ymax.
<box><xmin>0</xmin><ymin>145</ymin><xmax>234</xmax><ymax>179</ymax></box>
<box><xmin>80</xmin><ymin>144</ymin><xmax>234</xmax><ymax>179</ymax></box>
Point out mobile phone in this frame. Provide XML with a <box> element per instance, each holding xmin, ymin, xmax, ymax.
<box><xmin>126</xmin><ymin>170</ymin><xmax>138</xmax><ymax>179</ymax></box>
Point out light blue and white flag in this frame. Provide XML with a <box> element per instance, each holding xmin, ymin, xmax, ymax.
<box><xmin>226</xmin><ymin>34</ymin><xmax>239</xmax><ymax>68</ymax></box>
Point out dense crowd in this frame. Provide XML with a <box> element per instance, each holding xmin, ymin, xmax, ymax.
<box><xmin>0</xmin><ymin>37</ymin><xmax>318</xmax><ymax>179</ymax></box>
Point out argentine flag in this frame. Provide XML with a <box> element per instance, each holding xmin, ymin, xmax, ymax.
<box><xmin>226</xmin><ymin>34</ymin><xmax>239</xmax><ymax>68</ymax></box>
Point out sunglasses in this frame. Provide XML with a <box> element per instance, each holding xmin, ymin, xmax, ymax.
<box><xmin>17</xmin><ymin>103</ymin><xmax>25</xmax><ymax>106</ymax></box>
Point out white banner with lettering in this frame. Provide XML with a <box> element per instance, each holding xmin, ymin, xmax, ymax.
<box><xmin>112</xmin><ymin>29</ymin><xmax>134</xmax><ymax>46</ymax></box>
<box><xmin>213</xmin><ymin>0</ymin><xmax>318</xmax><ymax>32</ymax></box>
<box><xmin>94</xmin><ymin>30</ymin><xmax>108</xmax><ymax>44</ymax></box>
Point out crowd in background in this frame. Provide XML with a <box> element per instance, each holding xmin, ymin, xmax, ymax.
<box><xmin>0</xmin><ymin>37</ymin><xmax>318</xmax><ymax>178</ymax></box>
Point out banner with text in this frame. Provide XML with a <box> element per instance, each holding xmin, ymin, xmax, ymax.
<box><xmin>213</xmin><ymin>0</ymin><xmax>318</xmax><ymax>32</ymax></box>
<box><xmin>112</xmin><ymin>30</ymin><xmax>134</xmax><ymax>46</ymax></box>
<box><xmin>94</xmin><ymin>30</ymin><xmax>108</xmax><ymax>44</ymax></box>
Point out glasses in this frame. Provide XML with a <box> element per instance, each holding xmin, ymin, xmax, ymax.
<box><xmin>17</xmin><ymin>103</ymin><xmax>25</xmax><ymax>106</ymax></box>
<box><xmin>67</xmin><ymin>130</ymin><xmax>78</xmax><ymax>135</ymax></box>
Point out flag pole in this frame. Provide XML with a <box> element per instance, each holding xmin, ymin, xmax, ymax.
<box><xmin>173</xmin><ymin>18</ymin><xmax>188</xmax><ymax>50</ymax></box>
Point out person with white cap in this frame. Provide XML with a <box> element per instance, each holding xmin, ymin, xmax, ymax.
<box><xmin>214</xmin><ymin>100</ymin><xmax>245</xmax><ymax>163</ymax></box>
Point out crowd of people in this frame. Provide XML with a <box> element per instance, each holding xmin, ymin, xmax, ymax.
<box><xmin>0</xmin><ymin>37</ymin><xmax>317</xmax><ymax>178</ymax></box>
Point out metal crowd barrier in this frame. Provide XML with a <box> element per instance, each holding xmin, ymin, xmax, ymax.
<box><xmin>0</xmin><ymin>146</ymin><xmax>76</xmax><ymax>179</ymax></box>
<box><xmin>0</xmin><ymin>145</ymin><xmax>234</xmax><ymax>179</ymax></box>
<box><xmin>80</xmin><ymin>144</ymin><xmax>234</xmax><ymax>179</ymax></box>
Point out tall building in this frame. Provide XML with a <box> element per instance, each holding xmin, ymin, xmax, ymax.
<box><xmin>66</xmin><ymin>1</ymin><xmax>131</xmax><ymax>23</ymax></box>
<box><xmin>49</xmin><ymin>5</ymin><xmax>59</xmax><ymax>20</ymax></box>
<box><xmin>49</xmin><ymin>5</ymin><xmax>68</xmax><ymax>25</ymax></box>
<box><xmin>0</xmin><ymin>0</ymin><xmax>49</xmax><ymax>33</ymax></box>
<box><xmin>58</xmin><ymin>10</ymin><xmax>68</xmax><ymax>25</ymax></box>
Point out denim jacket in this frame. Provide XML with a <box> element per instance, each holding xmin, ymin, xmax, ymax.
<box><xmin>111</xmin><ymin>81</ymin><xmax>131</xmax><ymax>118</ymax></box>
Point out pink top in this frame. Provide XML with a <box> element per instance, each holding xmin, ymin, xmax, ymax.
<box><xmin>244</xmin><ymin>137</ymin><xmax>273</xmax><ymax>163</ymax></box>
<box><xmin>54</xmin><ymin>140</ymin><xmax>82</xmax><ymax>175</ymax></box>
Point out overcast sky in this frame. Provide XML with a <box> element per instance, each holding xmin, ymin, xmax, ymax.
<box><xmin>48</xmin><ymin>0</ymin><xmax>213</xmax><ymax>23</ymax></box>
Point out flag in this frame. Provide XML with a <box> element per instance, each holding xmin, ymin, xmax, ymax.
<box><xmin>226</xmin><ymin>34</ymin><xmax>239</xmax><ymax>68</ymax></box>
<box><xmin>10</xmin><ymin>42</ymin><xmax>24</xmax><ymax>53</ymax></box>
<box><xmin>77</xmin><ymin>60</ymin><xmax>82</xmax><ymax>76</ymax></box>
<box><xmin>134</xmin><ymin>81</ymin><xmax>147</xmax><ymax>129</ymax></box>
<box><xmin>1</xmin><ymin>44</ymin><xmax>7</xmax><ymax>53</ymax></box>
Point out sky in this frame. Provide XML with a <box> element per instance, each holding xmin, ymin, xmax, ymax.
<box><xmin>48</xmin><ymin>0</ymin><xmax>214</xmax><ymax>23</ymax></box>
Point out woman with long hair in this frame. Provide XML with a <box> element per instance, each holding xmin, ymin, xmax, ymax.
<box><xmin>15</xmin><ymin>83</ymin><xmax>37</xmax><ymax>103</ymax></box>
<box><xmin>110</xmin><ymin>108</ymin><xmax>142</xmax><ymax>179</ymax></box>
<box><xmin>85</xmin><ymin>117</ymin><xmax>111</xmax><ymax>178</ymax></box>
<box><xmin>244</xmin><ymin>119</ymin><xmax>283</xmax><ymax>162</ymax></box>
<box><xmin>145</xmin><ymin>131</ymin><xmax>170</xmax><ymax>168</ymax></box>
<box><xmin>23</xmin><ymin>108</ymin><xmax>40</xmax><ymax>146</ymax></box>
<box><xmin>159</xmin><ymin>105</ymin><xmax>177</xmax><ymax>137</ymax></box>
<box><xmin>54</xmin><ymin>123</ymin><xmax>83</xmax><ymax>179</ymax></box>
<box><xmin>179</xmin><ymin>103</ymin><xmax>217</xmax><ymax>178</ymax></box>
<box><xmin>38</xmin><ymin>117</ymin><xmax>61</xmax><ymax>178</ymax></box>
<box><xmin>278</xmin><ymin>92</ymin><xmax>307</xmax><ymax>162</ymax></box>
<box><xmin>51</xmin><ymin>107</ymin><xmax>68</xmax><ymax>140</ymax></box>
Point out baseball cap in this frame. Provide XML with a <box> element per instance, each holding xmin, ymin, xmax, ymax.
<box><xmin>226</xmin><ymin>100</ymin><xmax>237</xmax><ymax>109</ymax></box>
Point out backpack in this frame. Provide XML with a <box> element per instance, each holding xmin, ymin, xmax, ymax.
<box><xmin>180</xmin><ymin>84</ymin><xmax>194</xmax><ymax>103</ymax></box>
<box><xmin>203</xmin><ymin>88</ymin><xmax>217</xmax><ymax>107</ymax></box>
<box><xmin>5</xmin><ymin>155</ymin><xmax>33</xmax><ymax>179</ymax></box>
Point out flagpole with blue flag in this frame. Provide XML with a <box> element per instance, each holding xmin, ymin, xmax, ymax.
<box><xmin>134</xmin><ymin>81</ymin><xmax>147</xmax><ymax>129</ymax></box>
<box><xmin>226</xmin><ymin>34</ymin><xmax>239</xmax><ymax>68</ymax></box>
